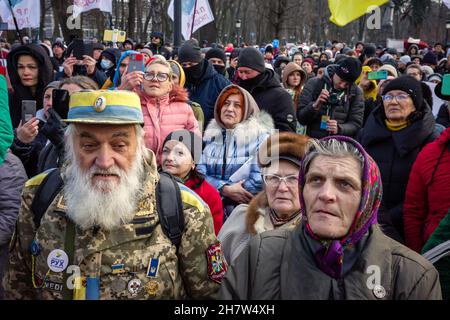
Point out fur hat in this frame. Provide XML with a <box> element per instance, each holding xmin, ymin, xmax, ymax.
<box><xmin>258</xmin><ymin>132</ymin><xmax>310</xmax><ymax>168</ymax></box>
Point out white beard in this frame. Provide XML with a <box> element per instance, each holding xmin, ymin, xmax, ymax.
<box><xmin>63</xmin><ymin>151</ymin><xmax>144</xmax><ymax>232</ymax></box>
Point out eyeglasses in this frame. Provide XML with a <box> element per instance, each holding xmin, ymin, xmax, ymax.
<box><xmin>143</xmin><ymin>72</ymin><xmax>170</xmax><ymax>82</ymax></box>
<box><xmin>381</xmin><ymin>94</ymin><xmax>410</xmax><ymax>103</ymax></box>
<box><xmin>262</xmin><ymin>174</ymin><xmax>299</xmax><ymax>188</ymax></box>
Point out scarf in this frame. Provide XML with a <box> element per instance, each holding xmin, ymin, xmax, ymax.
<box><xmin>269</xmin><ymin>208</ymin><xmax>301</xmax><ymax>228</ymax></box>
<box><xmin>385</xmin><ymin>119</ymin><xmax>408</xmax><ymax>131</ymax></box>
<box><xmin>300</xmin><ymin>136</ymin><xmax>383</xmax><ymax>279</ymax></box>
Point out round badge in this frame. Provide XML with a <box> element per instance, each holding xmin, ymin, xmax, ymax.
<box><xmin>373</xmin><ymin>285</ymin><xmax>386</xmax><ymax>299</ymax></box>
<box><xmin>127</xmin><ymin>278</ymin><xmax>142</xmax><ymax>296</ymax></box>
<box><xmin>111</xmin><ymin>278</ymin><xmax>127</xmax><ymax>293</ymax></box>
<box><xmin>47</xmin><ymin>249</ymin><xmax>69</xmax><ymax>273</ymax></box>
<box><xmin>287</xmin><ymin>114</ymin><xmax>294</xmax><ymax>122</ymax></box>
<box><xmin>144</xmin><ymin>280</ymin><xmax>159</xmax><ymax>297</ymax></box>
<box><xmin>94</xmin><ymin>96</ymin><xmax>106</xmax><ymax>113</ymax></box>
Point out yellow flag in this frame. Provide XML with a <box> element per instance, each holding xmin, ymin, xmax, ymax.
<box><xmin>329</xmin><ymin>0</ymin><xmax>389</xmax><ymax>27</ymax></box>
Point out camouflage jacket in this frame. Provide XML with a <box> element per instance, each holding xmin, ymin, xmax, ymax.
<box><xmin>2</xmin><ymin>154</ymin><xmax>224</xmax><ymax>300</ymax></box>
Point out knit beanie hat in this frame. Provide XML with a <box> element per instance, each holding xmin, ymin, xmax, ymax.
<box><xmin>163</xmin><ymin>130</ymin><xmax>203</xmax><ymax>163</ymax></box>
<box><xmin>423</xmin><ymin>51</ymin><xmax>438</xmax><ymax>66</ymax></box>
<box><xmin>382</xmin><ymin>75</ymin><xmax>424</xmax><ymax>111</ymax></box>
<box><xmin>399</xmin><ymin>55</ymin><xmax>411</xmax><ymax>65</ymax></box>
<box><xmin>230</xmin><ymin>48</ymin><xmax>240</xmax><ymax>60</ymax></box>
<box><xmin>178</xmin><ymin>41</ymin><xmax>202</xmax><ymax>63</ymax></box>
<box><xmin>238</xmin><ymin>47</ymin><xmax>265</xmax><ymax>73</ymax></box>
<box><xmin>205</xmin><ymin>48</ymin><xmax>227</xmax><ymax>64</ymax></box>
<box><xmin>334</xmin><ymin>57</ymin><xmax>362</xmax><ymax>83</ymax></box>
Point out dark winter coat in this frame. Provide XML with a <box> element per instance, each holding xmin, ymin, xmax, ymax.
<box><xmin>185</xmin><ymin>61</ymin><xmax>231</xmax><ymax>128</ymax></box>
<box><xmin>7</xmin><ymin>44</ymin><xmax>54</xmax><ymax>129</ymax></box>
<box><xmin>147</xmin><ymin>32</ymin><xmax>171</xmax><ymax>60</ymax></box>
<box><xmin>220</xmin><ymin>224</ymin><xmax>442</xmax><ymax>300</ymax></box>
<box><xmin>358</xmin><ymin>105</ymin><xmax>439</xmax><ymax>243</ymax></box>
<box><xmin>237</xmin><ymin>69</ymin><xmax>297</xmax><ymax>132</ymax></box>
<box><xmin>436</xmin><ymin>103</ymin><xmax>449</xmax><ymax>128</ymax></box>
<box><xmin>297</xmin><ymin>70</ymin><xmax>365</xmax><ymax>139</ymax></box>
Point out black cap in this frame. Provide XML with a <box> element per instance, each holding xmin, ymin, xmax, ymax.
<box><xmin>334</xmin><ymin>57</ymin><xmax>362</xmax><ymax>83</ymax></box>
<box><xmin>205</xmin><ymin>48</ymin><xmax>227</xmax><ymax>64</ymax></box>
<box><xmin>238</xmin><ymin>47</ymin><xmax>265</xmax><ymax>73</ymax></box>
<box><xmin>178</xmin><ymin>41</ymin><xmax>202</xmax><ymax>63</ymax></box>
<box><xmin>383</xmin><ymin>76</ymin><xmax>424</xmax><ymax>111</ymax></box>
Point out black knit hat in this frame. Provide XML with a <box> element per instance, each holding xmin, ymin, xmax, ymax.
<box><xmin>423</xmin><ymin>51</ymin><xmax>438</xmax><ymax>66</ymax></box>
<box><xmin>163</xmin><ymin>130</ymin><xmax>203</xmax><ymax>163</ymax></box>
<box><xmin>205</xmin><ymin>48</ymin><xmax>227</xmax><ymax>64</ymax></box>
<box><xmin>334</xmin><ymin>57</ymin><xmax>362</xmax><ymax>83</ymax></box>
<box><xmin>382</xmin><ymin>75</ymin><xmax>424</xmax><ymax>111</ymax></box>
<box><xmin>238</xmin><ymin>47</ymin><xmax>265</xmax><ymax>73</ymax></box>
<box><xmin>178</xmin><ymin>42</ymin><xmax>202</xmax><ymax>63</ymax></box>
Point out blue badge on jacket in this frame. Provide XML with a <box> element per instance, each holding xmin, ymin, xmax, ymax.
<box><xmin>146</xmin><ymin>258</ymin><xmax>159</xmax><ymax>278</ymax></box>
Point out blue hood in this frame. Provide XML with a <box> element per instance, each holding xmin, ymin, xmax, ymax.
<box><xmin>112</xmin><ymin>50</ymin><xmax>143</xmax><ymax>88</ymax></box>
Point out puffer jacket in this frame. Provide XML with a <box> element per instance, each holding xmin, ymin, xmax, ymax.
<box><xmin>297</xmin><ymin>65</ymin><xmax>365</xmax><ymax>139</ymax></box>
<box><xmin>197</xmin><ymin>85</ymin><xmax>274</xmax><ymax>195</ymax></box>
<box><xmin>404</xmin><ymin>127</ymin><xmax>450</xmax><ymax>252</ymax></box>
<box><xmin>220</xmin><ymin>224</ymin><xmax>442</xmax><ymax>300</ymax></box>
<box><xmin>140</xmin><ymin>85</ymin><xmax>200</xmax><ymax>164</ymax></box>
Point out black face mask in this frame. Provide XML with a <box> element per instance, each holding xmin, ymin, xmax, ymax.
<box><xmin>213</xmin><ymin>64</ymin><xmax>226</xmax><ymax>75</ymax></box>
<box><xmin>237</xmin><ymin>71</ymin><xmax>265</xmax><ymax>91</ymax></box>
<box><xmin>184</xmin><ymin>60</ymin><xmax>205</xmax><ymax>83</ymax></box>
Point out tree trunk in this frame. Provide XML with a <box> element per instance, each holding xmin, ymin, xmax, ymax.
<box><xmin>127</xmin><ymin>0</ymin><xmax>136</xmax><ymax>39</ymax></box>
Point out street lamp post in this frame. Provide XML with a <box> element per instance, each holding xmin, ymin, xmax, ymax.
<box><xmin>236</xmin><ymin>19</ymin><xmax>241</xmax><ymax>47</ymax></box>
<box><xmin>446</xmin><ymin>20</ymin><xmax>450</xmax><ymax>47</ymax></box>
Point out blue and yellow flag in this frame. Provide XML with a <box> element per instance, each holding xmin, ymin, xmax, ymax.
<box><xmin>329</xmin><ymin>0</ymin><xmax>389</xmax><ymax>27</ymax></box>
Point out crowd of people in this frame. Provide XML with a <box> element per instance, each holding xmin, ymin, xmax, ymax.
<box><xmin>0</xmin><ymin>32</ymin><xmax>449</xmax><ymax>300</ymax></box>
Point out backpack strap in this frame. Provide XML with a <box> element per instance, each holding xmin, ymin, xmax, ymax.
<box><xmin>156</xmin><ymin>172</ymin><xmax>184</xmax><ymax>248</ymax></box>
<box><xmin>30</xmin><ymin>168</ymin><xmax>64</xmax><ymax>229</ymax></box>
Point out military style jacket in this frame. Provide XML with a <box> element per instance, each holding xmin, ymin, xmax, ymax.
<box><xmin>3</xmin><ymin>155</ymin><xmax>224</xmax><ymax>300</ymax></box>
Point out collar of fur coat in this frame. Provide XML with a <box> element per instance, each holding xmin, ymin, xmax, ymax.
<box><xmin>203</xmin><ymin>111</ymin><xmax>274</xmax><ymax>146</ymax></box>
<box><xmin>245</xmin><ymin>191</ymin><xmax>302</xmax><ymax>235</ymax></box>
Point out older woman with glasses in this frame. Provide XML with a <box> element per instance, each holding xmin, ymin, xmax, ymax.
<box><xmin>135</xmin><ymin>59</ymin><xmax>201</xmax><ymax>164</ymax></box>
<box><xmin>218</xmin><ymin>132</ymin><xmax>310</xmax><ymax>264</ymax></box>
<box><xmin>358</xmin><ymin>76</ymin><xmax>439</xmax><ymax>244</ymax></box>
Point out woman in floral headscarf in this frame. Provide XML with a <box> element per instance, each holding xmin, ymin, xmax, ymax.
<box><xmin>220</xmin><ymin>136</ymin><xmax>442</xmax><ymax>300</ymax></box>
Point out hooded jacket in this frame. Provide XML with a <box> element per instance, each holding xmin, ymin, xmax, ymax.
<box><xmin>147</xmin><ymin>32</ymin><xmax>171</xmax><ymax>60</ymax></box>
<box><xmin>237</xmin><ymin>68</ymin><xmax>296</xmax><ymax>132</ymax></box>
<box><xmin>297</xmin><ymin>65</ymin><xmax>365</xmax><ymax>139</ymax></box>
<box><xmin>282</xmin><ymin>62</ymin><xmax>307</xmax><ymax>111</ymax></box>
<box><xmin>358</xmin><ymin>104</ymin><xmax>439</xmax><ymax>242</ymax></box>
<box><xmin>139</xmin><ymin>85</ymin><xmax>200</xmax><ymax>164</ymax></box>
<box><xmin>98</xmin><ymin>48</ymin><xmax>122</xmax><ymax>89</ymax></box>
<box><xmin>404</xmin><ymin>127</ymin><xmax>450</xmax><ymax>252</ymax></box>
<box><xmin>7</xmin><ymin>44</ymin><xmax>53</xmax><ymax>128</ymax></box>
<box><xmin>112</xmin><ymin>50</ymin><xmax>141</xmax><ymax>89</ymax></box>
<box><xmin>185</xmin><ymin>60</ymin><xmax>231</xmax><ymax>127</ymax></box>
<box><xmin>197</xmin><ymin>85</ymin><xmax>274</xmax><ymax>195</ymax></box>
<box><xmin>220</xmin><ymin>136</ymin><xmax>442</xmax><ymax>300</ymax></box>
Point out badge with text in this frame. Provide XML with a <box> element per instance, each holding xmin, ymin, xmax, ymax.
<box><xmin>146</xmin><ymin>257</ymin><xmax>159</xmax><ymax>278</ymax></box>
<box><xmin>206</xmin><ymin>244</ymin><xmax>228</xmax><ymax>284</ymax></box>
<box><xmin>47</xmin><ymin>249</ymin><xmax>69</xmax><ymax>273</ymax></box>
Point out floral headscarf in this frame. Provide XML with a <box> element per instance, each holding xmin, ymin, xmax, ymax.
<box><xmin>299</xmin><ymin>136</ymin><xmax>383</xmax><ymax>279</ymax></box>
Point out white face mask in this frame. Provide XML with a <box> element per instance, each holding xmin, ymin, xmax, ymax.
<box><xmin>101</xmin><ymin>59</ymin><xmax>113</xmax><ymax>70</ymax></box>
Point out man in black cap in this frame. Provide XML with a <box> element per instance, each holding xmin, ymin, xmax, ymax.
<box><xmin>123</xmin><ymin>38</ymin><xmax>135</xmax><ymax>51</ymax></box>
<box><xmin>297</xmin><ymin>57</ymin><xmax>364</xmax><ymax>139</ymax></box>
<box><xmin>205</xmin><ymin>48</ymin><xmax>227</xmax><ymax>76</ymax></box>
<box><xmin>236</xmin><ymin>47</ymin><xmax>296</xmax><ymax>132</ymax></box>
<box><xmin>179</xmin><ymin>40</ymin><xmax>231</xmax><ymax>127</ymax></box>
<box><xmin>147</xmin><ymin>32</ymin><xmax>171</xmax><ymax>60</ymax></box>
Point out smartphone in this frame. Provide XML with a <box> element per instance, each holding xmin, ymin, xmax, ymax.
<box><xmin>368</xmin><ymin>70</ymin><xmax>388</xmax><ymax>81</ymax></box>
<box><xmin>103</xmin><ymin>30</ymin><xmax>126</xmax><ymax>43</ymax></box>
<box><xmin>52</xmin><ymin>89</ymin><xmax>70</xmax><ymax>119</ymax></box>
<box><xmin>127</xmin><ymin>53</ymin><xmax>144</xmax><ymax>73</ymax></box>
<box><xmin>441</xmin><ymin>74</ymin><xmax>450</xmax><ymax>96</ymax></box>
<box><xmin>21</xmin><ymin>100</ymin><xmax>36</xmax><ymax>124</ymax></box>
<box><xmin>72</xmin><ymin>39</ymin><xmax>85</xmax><ymax>60</ymax></box>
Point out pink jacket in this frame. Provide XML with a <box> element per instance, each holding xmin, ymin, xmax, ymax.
<box><xmin>140</xmin><ymin>85</ymin><xmax>200</xmax><ymax>164</ymax></box>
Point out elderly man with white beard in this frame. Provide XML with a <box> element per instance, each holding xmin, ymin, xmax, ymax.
<box><xmin>2</xmin><ymin>90</ymin><xmax>225</xmax><ymax>300</ymax></box>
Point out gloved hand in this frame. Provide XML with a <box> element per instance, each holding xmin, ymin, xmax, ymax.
<box><xmin>40</xmin><ymin>108</ymin><xmax>65</xmax><ymax>150</ymax></box>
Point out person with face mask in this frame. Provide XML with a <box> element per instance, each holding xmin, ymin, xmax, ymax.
<box><xmin>205</xmin><ymin>48</ymin><xmax>227</xmax><ymax>76</ymax></box>
<box><xmin>179</xmin><ymin>40</ymin><xmax>231</xmax><ymax>128</ymax></box>
<box><xmin>98</xmin><ymin>48</ymin><xmax>121</xmax><ymax>89</ymax></box>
